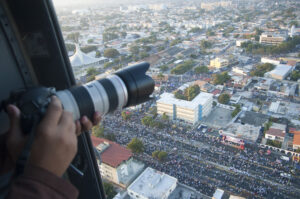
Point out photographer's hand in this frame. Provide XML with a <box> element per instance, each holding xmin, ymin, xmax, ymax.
<box><xmin>29</xmin><ymin>96</ymin><xmax>101</xmax><ymax>177</ymax></box>
<box><xmin>1</xmin><ymin>96</ymin><xmax>101</xmax><ymax>176</ymax></box>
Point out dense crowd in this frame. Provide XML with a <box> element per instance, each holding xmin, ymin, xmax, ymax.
<box><xmin>101</xmin><ymin>107</ymin><xmax>300</xmax><ymax>198</ymax></box>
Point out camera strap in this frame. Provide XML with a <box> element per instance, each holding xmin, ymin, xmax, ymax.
<box><xmin>0</xmin><ymin>115</ymin><xmax>39</xmax><ymax>199</ymax></box>
<box><xmin>14</xmin><ymin>115</ymin><xmax>40</xmax><ymax>177</ymax></box>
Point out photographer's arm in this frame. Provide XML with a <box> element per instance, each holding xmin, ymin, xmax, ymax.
<box><xmin>2</xmin><ymin>96</ymin><xmax>101</xmax><ymax>199</ymax></box>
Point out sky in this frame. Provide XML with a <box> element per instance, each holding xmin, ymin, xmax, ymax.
<box><xmin>52</xmin><ymin>0</ymin><xmax>176</xmax><ymax>8</ymax></box>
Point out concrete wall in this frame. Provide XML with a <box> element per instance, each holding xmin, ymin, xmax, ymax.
<box><xmin>100</xmin><ymin>163</ymin><xmax>119</xmax><ymax>184</ymax></box>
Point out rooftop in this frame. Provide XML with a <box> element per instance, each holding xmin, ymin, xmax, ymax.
<box><xmin>128</xmin><ymin>167</ymin><xmax>177</xmax><ymax>199</ymax></box>
<box><xmin>266</xmin><ymin>128</ymin><xmax>285</xmax><ymax>138</ymax></box>
<box><xmin>222</xmin><ymin>123</ymin><xmax>261</xmax><ymax>142</ymax></box>
<box><xmin>157</xmin><ymin>92</ymin><xmax>213</xmax><ymax>110</ymax></box>
<box><xmin>91</xmin><ymin>136</ymin><xmax>132</xmax><ymax>168</ymax></box>
<box><xmin>293</xmin><ymin>134</ymin><xmax>300</xmax><ymax>146</ymax></box>
<box><xmin>69</xmin><ymin>44</ymin><xmax>107</xmax><ymax>67</ymax></box>
<box><xmin>268</xmin><ymin>64</ymin><xmax>293</xmax><ymax>77</ymax></box>
<box><xmin>239</xmin><ymin>111</ymin><xmax>269</xmax><ymax>127</ymax></box>
<box><xmin>271</xmin><ymin>123</ymin><xmax>286</xmax><ymax>131</ymax></box>
<box><xmin>213</xmin><ymin>189</ymin><xmax>224</xmax><ymax>199</ymax></box>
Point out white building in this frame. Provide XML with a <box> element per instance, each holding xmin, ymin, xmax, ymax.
<box><xmin>261</xmin><ymin>57</ymin><xmax>281</xmax><ymax>65</ymax></box>
<box><xmin>259</xmin><ymin>33</ymin><xmax>286</xmax><ymax>45</ymax></box>
<box><xmin>269</xmin><ymin>101</ymin><xmax>280</xmax><ymax>113</ymax></box>
<box><xmin>265</xmin><ymin>64</ymin><xmax>293</xmax><ymax>80</ymax></box>
<box><xmin>213</xmin><ymin>189</ymin><xmax>224</xmax><ymax>199</ymax></box>
<box><xmin>236</xmin><ymin>40</ymin><xmax>247</xmax><ymax>47</ymax></box>
<box><xmin>127</xmin><ymin>167</ymin><xmax>177</xmax><ymax>199</ymax></box>
<box><xmin>157</xmin><ymin>92</ymin><xmax>213</xmax><ymax>124</ymax></box>
<box><xmin>69</xmin><ymin>44</ymin><xmax>108</xmax><ymax>68</ymax></box>
<box><xmin>289</xmin><ymin>25</ymin><xmax>300</xmax><ymax>38</ymax></box>
<box><xmin>91</xmin><ymin>136</ymin><xmax>144</xmax><ymax>188</ymax></box>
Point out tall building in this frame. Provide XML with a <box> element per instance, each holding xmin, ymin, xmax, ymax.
<box><xmin>259</xmin><ymin>33</ymin><xmax>286</xmax><ymax>45</ymax></box>
<box><xmin>91</xmin><ymin>136</ymin><xmax>144</xmax><ymax>188</ymax></box>
<box><xmin>210</xmin><ymin>58</ymin><xmax>229</xmax><ymax>68</ymax></box>
<box><xmin>157</xmin><ymin>92</ymin><xmax>213</xmax><ymax>124</ymax></box>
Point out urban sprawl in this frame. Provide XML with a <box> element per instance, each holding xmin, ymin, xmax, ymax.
<box><xmin>55</xmin><ymin>0</ymin><xmax>300</xmax><ymax>198</ymax></box>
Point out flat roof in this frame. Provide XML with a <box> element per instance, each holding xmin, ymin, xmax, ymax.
<box><xmin>269</xmin><ymin>64</ymin><xmax>292</xmax><ymax>76</ymax></box>
<box><xmin>128</xmin><ymin>167</ymin><xmax>177</xmax><ymax>199</ymax></box>
<box><xmin>157</xmin><ymin>92</ymin><xmax>213</xmax><ymax>110</ymax></box>
<box><xmin>213</xmin><ymin>189</ymin><xmax>224</xmax><ymax>199</ymax></box>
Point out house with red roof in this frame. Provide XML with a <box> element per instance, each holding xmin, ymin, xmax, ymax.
<box><xmin>265</xmin><ymin>128</ymin><xmax>285</xmax><ymax>142</ymax></box>
<box><xmin>91</xmin><ymin>136</ymin><xmax>144</xmax><ymax>188</ymax></box>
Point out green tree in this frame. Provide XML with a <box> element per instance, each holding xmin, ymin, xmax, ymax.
<box><xmin>121</xmin><ymin>111</ymin><xmax>132</xmax><ymax>120</ymax></box>
<box><xmin>290</xmin><ymin>21</ymin><xmax>298</xmax><ymax>27</ymax></box>
<box><xmin>103</xmin><ymin>182</ymin><xmax>117</xmax><ymax>199</ymax></box>
<box><xmin>200</xmin><ymin>40</ymin><xmax>213</xmax><ymax>49</ymax></box>
<box><xmin>174</xmin><ymin>90</ymin><xmax>186</xmax><ymax>100</ymax></box>
<box><xmin>213</xmin><ymin>72</ymin><xmax>231</xmax><ymax>85</ymax></box>
<box><xmin>157</xmin><ymin>151</ymin><xmax>168</xmax><ymax>161</ymax></box>
<box><xmin>92</xmin><ymin>125</ymin><xmax>105</xmax><ymax>138</ymax></box>
<box><xmin>213</xmin><ymin>101</ymin><xmax>217</xmax><ymax>107</ymax></box>
<box><xmin>129</xmin><ymin>45</ymin><xmax>140</xmax><ymax>54</ymax></box>
<box><xmin>103</xmin><ymin>62</ymin><xmax>113</xmax><ymax>69</ymax></box>
<box><xmin>250</xmin><ymin>63</ymin><xmax>275</xmax><ymax>77</ymax></box>
<box><xmin>170</xmin><ymin>38</ymin><xmax>182</xmax><ymax>46</ymax></box>
<box><xmin>218</xmin><ymin>93</ymin><xmax>230</xmax><ymax>104</ymax></box>
<box><xmin>86</xmin><ymin>67</ymin><xmax>97</xmax><ymax>76</ymax></box>
<box><xmin>139</xmin><ymin>51</ymin><xmax>149</xmax><ymax>59</ymax></box>
<box><xmin>65</xmin><ymin>43</ymin><xmax>75</xmax><ymax>52</ymax></box>
<box><xmin>290</xmin><ymin>71</ymin><xmax>300</xmax><ymax>81</ymax></box>
<box><xmin>206</xmin><ymin>29</ymin><xmax>215</xmax><ymax>36</ymax></box>
<box><xmin>141</xmin><ymin>116</ymin><xmax>154</xmax><ymax>126</ymax></box>
<box><xmin>88</xmin><ymin>39</ymin><xmax>94</xmax><ymax>44</ymax></box>
<box><xmin>152</xmin><ymin>150</ymin><xmax>160</xmax><ymax>158</ymax></box>
<box><xmin>81</xmin><ymin>46</ymin><xmax>98</xmax><ymax>53</ymax></box>
<box><xmin>266</xmin><ymin>140</ymin><xmax>282</xmax><ymax>148</ymax></box>
<box><xmin>171</xmin><ymin>60</ymin><xmax>195</xmax><ymax>75</ymax></box>
<box><xmin>189</xmin><ymin>27</ymin><xmax>202</xmax><ymax>33</ymax></box>
<box><xmin>162</xmin><ymin>113</ymin><xmax>169</xmax><ymax>121</ymax></box>
<box><xmin>103</xmin><ymin>48</ymin><xmax>120</xmax><ymax>58</ymax></box>
<box><xmin>231</xmin><ymin>105</ymin><xmax>241</xmax><ymax>117</ymax></box>
<box><xmin>194</xmin><ymin>66</ymin><xmax>209</xmax><ymax>74</ymax></box>
<box><xmin>127</xmin><ymin>138</ymin><xmax>144</xmax><ymax>153</ymax></box>
<box><xmin>264</xmin><ymin>121</ymin><xmax>273</xmax><ymax>134</ymax></box>
<box><xmin>157</xmin><ymin>73</ymin><xmax>165</xmax><ymax>80</ymax></box>
<box><xmin>142</xmin><ymin>45</ymin><xmax>151</xmax><ymax>52</ymax></box>
<box><xmin>95</xmin><ymin>51</ymin><xmax>101</xmax><ymax>58</ymax></box>
<box><xmin>184</xmin><ymin>85</ymin><xmax>200</xmax><ymax>101</ymax></box>
<box><xmin>103</xmin><ymin>32</ymin><xmax>119</xmax><ymax>42</ymax></box>
<box><xmin>66</xmin><ymin>32</ymin><xmax>80</xmax><ymax>43</ymax></box>
<box><xmin>160</xmin><ymin>65</ymin><xmax>169</xmax><ymax>72</ymax></box>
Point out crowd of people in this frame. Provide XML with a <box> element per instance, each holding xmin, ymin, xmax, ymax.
<box><xmin>101</xmin><ymin>106</ymin><xmax>300</xmax><ymax>198</ymax></box>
